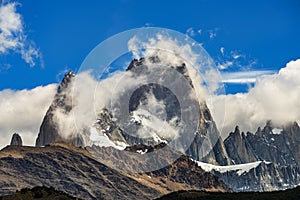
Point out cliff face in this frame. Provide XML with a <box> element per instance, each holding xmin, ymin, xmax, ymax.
<box><xmin>35</xmin><ymin>71</ymin><xmax>83</xmax><ymax>147</ymax></box>
<box><xmin>224</xmin><ymin>126</ymin><xmax>258</xmax><ymax>164</ymax></box>
<box><xmin>186</xmin><ymin>103</ymin><xmax>230</xmax><ymax>166</ymax></box>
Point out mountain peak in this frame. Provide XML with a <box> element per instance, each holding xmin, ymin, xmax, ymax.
<box><xmin>35</xmin><ymin>70</ymin><xmax>80</xmax><ymax>147</ymax></box>
<box><xmin>10</xmin><ymin>133</ymin><xmax>22</xmax><ymax>146</ymax></box>
<box><xmin>266</xmin><ymin>120</ymin><xmax>273</xmax><ymax>128</ymax></box>
<box><xmin>234</xmin><ymin>126</ymin><xmax>240</xmax><ymax>134</ymax></box>
<box><xmin>57</xmin><ymin>70</ymin><xmax>75</xmax><ymax>93</ymax></box>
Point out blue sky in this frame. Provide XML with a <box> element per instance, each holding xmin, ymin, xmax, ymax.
<box><xmin>0</xmin><ymin>0</ymin><xmax>300</xmax><ymax>92</ymax></box>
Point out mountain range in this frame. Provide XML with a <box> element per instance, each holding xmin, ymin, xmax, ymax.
<box><xmin>1</xmin><ymin>56</ymin><xmax>300</xmax><ymax>199</ymax></box>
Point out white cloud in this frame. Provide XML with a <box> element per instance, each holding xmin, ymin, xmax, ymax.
<box><xmin>0</xmin><ymin>84</ymin><xmax>57</xmax><ymax>149</ymax></box>
<box><xmin>211</xmin><ymin>59</ymin><xmax>300</xmax><ymax>137</ymax></box>
<box><xmin>0</xmin><ymin>2</ymin><xmax>40</xmax><ymax>67</ymax></box>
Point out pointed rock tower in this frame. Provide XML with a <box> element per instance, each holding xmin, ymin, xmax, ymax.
<box><xmin>35</xmin><ymin>70</ymin><xmax>83</xmax><ymax>147</ymax></box>
<box><xmin>10</xmin><ymin>133</ymin><xmax>23</xmax><ymax>146</ymax></box>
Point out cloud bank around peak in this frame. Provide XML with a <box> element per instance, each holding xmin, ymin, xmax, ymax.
<box><xmin>0</xmin><ymin>84</ymin><xmax>57</xmax><ymax>148</ymax></box>
<box><xmin>211</xmin><ymin>59</ymin><xmax>300</xmax><ymax>137</ymax></box>
<box><xmin>0</xmin><ymin>1</ymin><xmax>41</xmax><ymax>67</ymax></box>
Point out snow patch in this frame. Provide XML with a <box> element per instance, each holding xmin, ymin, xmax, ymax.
<box><xmin>89</xmin><ymin>127</ymin><xmax>127</xmax><ymax>150</ymax></box>
<box><xmin>130</xmin><ymin>108</ymin><xmax>176</xmax><ymax>142</ymax></box>
<box><xmin>193</xmin><ymin>160</ymin><xmax>271</xmax><ymax>176</ymax></box>
<box><xmin>136</xmin><ymin>149</ymin><xmax>148</xmax><ymax>154</ymax></box>
<box><xmin>272</xmin><ymin>128</ymin><xmax>283</xmax><ymax>134</ymax></box>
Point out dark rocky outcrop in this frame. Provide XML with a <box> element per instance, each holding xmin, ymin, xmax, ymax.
<box><xmin>10</xmin><ymin>133</ymin><xmax>22</xmax><ymax>146</ymax></box>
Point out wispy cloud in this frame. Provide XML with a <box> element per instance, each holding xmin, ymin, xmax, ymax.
<box><xmin>186</xmin><ymin>27</ymin><xmax>196</xmax><ymax>37</ymax></box>
<box><xmin>216</xmin><ymin>47</ymin><xmax>258</xmax><ymax>73</ymax></box>
<box><xmin>0</xmin><ymin>1</ymin><xmax>41</xmax><ymax>67</ymax></box>
<box><xmin>221</xmin><ymin>70</ymin><xmax>275</xmax><ymax>83</ymax></box>
<box><xmin>218</xmin><ymin>61</ymin><xmax>233</xmax><ymax>70</ymax></box>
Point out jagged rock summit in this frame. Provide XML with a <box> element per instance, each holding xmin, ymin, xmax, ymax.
<box><xmin>10</xmin><ymin>133</ymin><xmax>22</xmax><ymax>146</ymax></box>
<box><xmin>35</xmin><ymin>70</ymin><xmax>83</xmax><ymax>147</ymax></box>
<box><xmin>224</xmin><ymin>121</ymin><xmax>300</xmax><ymax>166</ymax></box>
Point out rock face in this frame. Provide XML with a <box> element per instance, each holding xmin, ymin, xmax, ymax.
<box><xmin>35</xmin><ymin>71</ymin><xmax>83</xmax><ymax>147</ymax></box>
<box><xmin>224</xmin><ymin>126</ymin><xmax>258</xmax><ymax>164</ymax></box>
<box><xmin>10</xmin><ymin>133</ymin><xmax>22</xmax><ymax>146</ymax></box>
<box><xmin>186</xmin><ymin>103</ymin><xmax>230</xmax><ymax>166</ymax></box>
